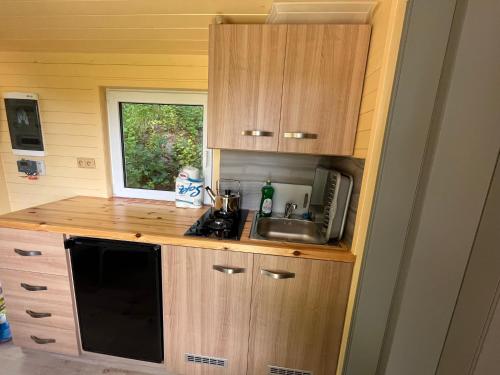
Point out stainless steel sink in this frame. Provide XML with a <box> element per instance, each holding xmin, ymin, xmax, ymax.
<box><xmin>250</xmin><ymin>215</ymin><xmax>327</xmax><ymax>244</ymax></box>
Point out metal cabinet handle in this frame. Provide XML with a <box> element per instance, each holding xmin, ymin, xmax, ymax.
<box><xmin>241</xmin><ymin>130</ymin><xmax>274</xmax><ymax>137</ymax></box>
<box><xmin>20</xmin><ymin>283</ymin><xmax>47</xmax><ymax>292</ymax></box>
<box><xmin>30</xmin><ymin>335</ymin><xmax>56</xmax><ymax>344</ymax></box>
<box><xmin>283</xmin><ymin>132</ymin><xmax>318</xmax><ymax>139</ymax></box>
<box><xmin>261</xmin><ymin>269</ymin><xmax>296</xmax><ymax>279</ymax></box>
<box><xmin>26</xmin><ymin>310</ymin><xmax>52</xmax><ymax>318</ymax></box>
<box><xmin>14</xmin><ymin>248</ymin><xmax>42</xmax><ymax>256</ymax></box>
<box><xmin>213</xmin><ymin>265</ymin><xmax>245</xmax><ymax>274</ymax></box>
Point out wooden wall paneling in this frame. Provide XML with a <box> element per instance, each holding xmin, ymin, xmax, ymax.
<box><xmin>353</xmin><ymin>0</ymin><xmax>395</xmax><ymax>157</ymax></box>
<box><xmin>247</xmin><ymin>254</ymin><xmax>353</xmax><ymax>375</ymax></box>
<box><xmin>279</xmin><ymin>25</ymin><xmax>371</xmax><ymax>156</ymax></box>
<box><xmin>163</xmin><ymin>245</ymin><xmax>254</xmax><ymax>375</ymax></box>
<box><xmin>208</xmin><ymin>24</ymin><xmax>287</xmax><ymax>151</ymax></box>
<box><xmin>0</xmin><ymin>153</ymin><xmax>10</xmax><ymax>214</ymax></box>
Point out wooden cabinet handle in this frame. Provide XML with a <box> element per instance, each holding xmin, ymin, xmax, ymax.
<box><xmin>14</xmin><ymin>248</ymin><xmax>42</xmax><ymax>256</ymax></box>
<box><xmin>283</xmin><ymin>132</ymin><xmax>318</xmax><ymax>139</ymax></box>
<box><xmin>261</xmin><ymin>269</ymin><xmax>295</xmax><ymax>279</ymax></box>
<box><xmin>213</xmin><ymin>265</ymin><xmax>245</xmax><ymax>274</ymax></box>
<box><xmin>20</xmin><ymin>283</ymin><xmax>47</xmax><ymax>292</ymax></box>
<box><xmin>241</xmin><ymin>130</ymin><xmax>274</xmax><ymax>137</ymax></box>
<box><xmin>26</xmin><ymin>310</ymin><xmax>52</xmax><ymax>318</ymax></box>
<box><xmin>30</xmin><ymin>335</ymin><xmax>56</xmax><ymax>344</ymax></box>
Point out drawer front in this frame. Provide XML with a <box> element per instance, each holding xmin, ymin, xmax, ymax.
<box><xmin>5</xmin><ymin>298</ymin><xmax>76</xmax><ymax>331</ymax></box>
<box><xmin>0</xmin><ymin>268</ymin><xmax>73</xmax><ymax>306</ymax></box>
<box><xmin>0</xmin><ymin>228</ymin><xmax>68</xmax><ymax>275</ymax></box>
<box><xmin>10</xmin><ymin>321</ymin><xmax>79</xmax><ymax>356</ymax></box>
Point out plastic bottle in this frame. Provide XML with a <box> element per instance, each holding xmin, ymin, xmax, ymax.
<box><xmin>0</xmin><ymin>286</ymin><xmax>12</xmax><ymax>343</ymax></box>
<box><xmin>259</xmin><ymin>180</ymin><xmax>274</xmax><ymax>217</ymax></box>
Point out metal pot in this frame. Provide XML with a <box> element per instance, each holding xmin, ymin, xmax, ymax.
<box><xmin>205</xmin><ymin>180</ymin><xmax>241</xmax><ymax>213</ymax></box>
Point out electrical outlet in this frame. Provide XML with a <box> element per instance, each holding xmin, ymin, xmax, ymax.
<box><xmin>77</xmin><ymin>158</ymin><xmax>96</xmax><ymax>169</ymax></box>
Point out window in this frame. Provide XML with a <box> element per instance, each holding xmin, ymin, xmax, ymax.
<box><xmin>107</xmin><ymin>90</ymin><xmax>212</xmax><ymax>201</ymax></box>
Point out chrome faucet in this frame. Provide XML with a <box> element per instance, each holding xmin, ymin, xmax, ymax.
<box><xmin>284</xmin><ymin>202</ymin><xmax>298</xmax><ymax>219</ymax></box>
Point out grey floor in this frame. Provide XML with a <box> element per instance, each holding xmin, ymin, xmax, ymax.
<box><xmin>0</xmin><ymin>341</ymin><xmax>161</xmax><ymax>375</ymax></box>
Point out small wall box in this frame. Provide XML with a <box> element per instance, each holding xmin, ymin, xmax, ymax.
<box><xmin>4</xmin><ymin>92</ymin><xmax>45</xmax><ymax>156</ymax></box>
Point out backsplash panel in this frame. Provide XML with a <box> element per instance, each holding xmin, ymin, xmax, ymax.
<box><xmin>220</xmin><ymin>150</ymin><xmax>321</xmax><ymax>186</ymax></box>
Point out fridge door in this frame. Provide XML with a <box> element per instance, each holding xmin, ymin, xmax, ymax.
<box><xmin>68</xmin><ymin>237</ymin><xmax>163</xmax><ymax>363</ymax></box>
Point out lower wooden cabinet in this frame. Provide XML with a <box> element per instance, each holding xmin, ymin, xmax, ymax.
<box><xmin>164</xmin><ymin>246</ymin><xmax>353</xmax><ymax>375</ymax></box>
<box><xmin>163</xmin><ymin>245</ymin><xmax>254</xmax><ymax>374</ymax></box>
<box><xmin>9</xmin><ymin>321</ymin><xmax>79</xmax><ymax>356</ymax></box>
<box><xmin>247</xmin><ymin>255</ymin><xmax>353</xmax><ymax>375</ymax></box>
<box><xmin>0</xmin><ymin>228</ymin><xmax>79</xmax><ymax>357</ymax></box>
<box><xmin>0</xmin><ymin>227</ymin><xmax>69</xmax><ymax>276</ymax></box>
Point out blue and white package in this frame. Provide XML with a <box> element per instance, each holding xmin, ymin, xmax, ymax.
<box><xmin>175</xmin><ymin>176</ymin><xmax>204</xmax><ymax>208</ymax></box>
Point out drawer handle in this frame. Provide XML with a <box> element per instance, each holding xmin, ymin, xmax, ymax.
<box><xmin>261</xmin><ymin>269</ymin><xmax>296</xmax><ymax>280</ymax></box>
<box><xmin>14</xmin><ymin>248</ymin><xmax>42</xmax><ymax>256</ymax></box>
<box><xmin>20</xmin><ymin>283</ymin><xmax>47</xmax><ymax>292</ymax></box>
<box><xmin>213</xmin><ymin>265</ymin><xmax>245</xmax><ymax>274</ymax></box>
<box><xmin>283</xmin><ymin>132</ymin><xmax>318</xmax><ymax>139</ymax></box>
<box><xmin>241</xmin><ymin>130</ymin><xmax>273</xmax><ymax>137</ymax></box>
<box><xmin>30</xmin><ymin>335</ymin><xmax>56</xmax><ymax>345</ymax></box>
<box><xmin>26</xmin><ymin>310</ymin><xmax>52</xmax><ymax>319</ymax></box>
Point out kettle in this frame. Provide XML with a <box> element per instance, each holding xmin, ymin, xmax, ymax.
<box><xmin>205</xmin><ymin>179</ymin><xmax>241</xmax><ymax>214</ymax></box>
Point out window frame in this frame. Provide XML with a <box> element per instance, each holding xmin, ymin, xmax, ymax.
<box><xmin>106</xmin><ymin>89</ymin><xmax>212</xmax><ymax>202</ymax></box>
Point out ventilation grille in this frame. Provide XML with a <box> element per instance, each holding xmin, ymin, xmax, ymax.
<box><xmin>269</xmin><ymin>365</ymin><xmax>313</xmax><ymax>375</ymax></box>
<box><xmin>185</xmin><ymin>353</ymin><xmax>227</xmax><ymax>367</ymax></box>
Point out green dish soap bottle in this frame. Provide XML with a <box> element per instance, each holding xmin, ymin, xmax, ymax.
<box><xmin>259</xmin><ymin>180</ymin><xmax>274</xmax><ymax>217</ymax></box>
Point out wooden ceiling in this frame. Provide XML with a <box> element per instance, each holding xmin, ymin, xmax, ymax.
<box><xmin>0</xmin><ymin>0</ymin><xmax>275</xmax><ymax>54</ymax></box>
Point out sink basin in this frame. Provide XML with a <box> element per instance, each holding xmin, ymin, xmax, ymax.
<box><xmin>251</xmin><ymin>216</ymin><xmax>327</xmax><ymax>244</ymax></box>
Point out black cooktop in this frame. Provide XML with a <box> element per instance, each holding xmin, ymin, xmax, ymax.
<box><xmin>184</xmin><ymin>208</ymin><xmax>249</xmax><ymax>240</ymax></box>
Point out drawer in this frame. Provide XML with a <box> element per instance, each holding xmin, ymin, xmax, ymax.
<box><xmin>5</xmin><ymin>297</ymin><xmax>76</xmax><ymax>331</ymax></box>
<box><xmin>0</xmin><ymin>228</ymin><xmax>67</xmax><ymax>275</ymax></box>
<box><xmin>10</xmin><ymin>321</ymin><xmax>79</xmax><ymax>356</ymax></box>
<box><xmin>0</xmin><ymin>268</ymin><xmax>73</xmax><ymax>306</ymax></box>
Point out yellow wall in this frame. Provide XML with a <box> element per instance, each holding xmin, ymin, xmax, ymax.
<box><xmin>0</xmin><ymin>52</ymin><xmax>208</xmax><ymax>211</ymax></box>
<box><xmin>0</xmin><ymin>5</ymin><xmax>396</xmax><ymax>210</ymax></box>
<box><xmin>353</xmin><ymin>0</ymin><xmax>399</xmax><ymax>158</ymax></box>
<box><xmin>0</xmin><ymin>154</ymin><xmax>11</xmax><ymax>214</ymax></box>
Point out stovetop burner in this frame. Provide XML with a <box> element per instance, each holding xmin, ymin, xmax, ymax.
<box><xmin>184</xmin><ymin>208</ymin><xmax>249</xmax><ymax>240</ymax></box>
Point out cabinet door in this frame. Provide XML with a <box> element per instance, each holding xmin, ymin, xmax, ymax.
<box><xmin>279</xmin><ymin>25</ymin><xmax>371</xmax><ymax>155</ymax></box>
<box><xmin>248</xmin><ymin>254</ymin><xmax>353</xmax><ymax>375</ymax></box>
<box><xmin>208</xmin><ymin>24</ymin><xmax>287</xmax><ymax>151</ymax></box>
<box><xmin>163</xmin><ymin>246</ymin><xmax>253</xmax><ymax>374</ymax></box>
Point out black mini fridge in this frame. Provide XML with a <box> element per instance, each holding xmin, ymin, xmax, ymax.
<box><xmin>67</xmin><ymin>237</ymin><xmax>163</xmax><ymax>363</ymax></box>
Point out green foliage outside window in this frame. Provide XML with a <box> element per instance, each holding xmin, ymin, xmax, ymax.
<box><xmin>120</xmin><ymin>102</ymin><xmax>204</xmax><ymax>191</ymax></box>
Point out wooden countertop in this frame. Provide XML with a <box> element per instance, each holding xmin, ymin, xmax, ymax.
<box><xmin>0</xmin><ymin>196</ymin><xmax>355</xmax><ymax>263</ymax></box>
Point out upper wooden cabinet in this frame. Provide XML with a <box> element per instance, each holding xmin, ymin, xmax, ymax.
<box><xmin>207</xmin><ymin>24</ymin><xmax>287</xmax><ymax>151</ymax></box>
<box><xmin>208</xmin><ymin>24</ymin><xmax>371</xmax><ymax>156</ymax></box>
<box><xmin>279</xmin><ymin>25</ymin><xmax>371</xmax><ymax>155</ymax></box>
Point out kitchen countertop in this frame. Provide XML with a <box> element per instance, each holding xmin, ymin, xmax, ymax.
<box><xmin>0</xmin><ymin>196</ymin><xmax>355</xmax><ymax>263</ymax></box>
